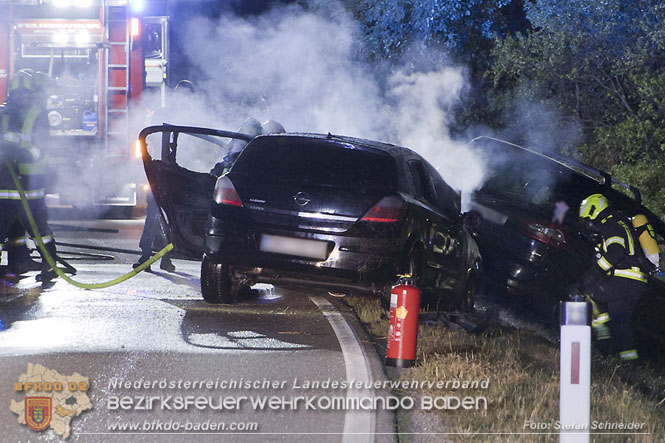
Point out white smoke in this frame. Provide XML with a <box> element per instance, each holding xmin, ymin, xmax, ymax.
<box><xmin>147</xmin><ymin>1</ymin><xmax>486</xmax><ymax>207</ymax></box>
<box><xmin>387</xmin><ymin>68</ymin><xmax>486</xmax><ymax>205</ymax></box>
<box><xmin>512</xmin><ymin>97</ymin><xmax>582</xmax><ymax>153</ymax></box>
<box><xmin>180</xmin><ymin>2</ymin><xmax>385</xmax><ymax>135</ymax></box>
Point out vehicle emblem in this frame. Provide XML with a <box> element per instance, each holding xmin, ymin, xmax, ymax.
<box><xmin>294</xmin><ymin>192</ymin><xmax>311</xmax><ymax>207</ymax></box>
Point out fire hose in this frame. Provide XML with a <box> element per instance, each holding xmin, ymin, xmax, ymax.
<box><xmin>6</xmin><ymin>161</ymin><xmax>173</xmax><ymax>289</ymax></box>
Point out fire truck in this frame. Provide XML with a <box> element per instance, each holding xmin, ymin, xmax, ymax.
<box><xmin>0</xmin><ymin>0</ymin><xmax>168</xmax><ymax>217</ymax></box>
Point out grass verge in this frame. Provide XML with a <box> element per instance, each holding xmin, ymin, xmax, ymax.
<box><xmin>345</xmin><ymin>295</ymin><xmax>665</xmax><ymax>442</ymax></box>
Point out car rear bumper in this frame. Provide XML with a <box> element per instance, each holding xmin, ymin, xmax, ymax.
<box><xmin>204</xmin><ymin>215</ymin><xmax>401</xmax><ymax>287</ymax></box>
<box><xmin>483</xmin><ymin>243</ymin><xmax>583</xmax><ymax>300</ymax></box>
<box><xmin>480</xmin><ymin>239</ymin><xmax>551</xmax><ymax>297</ymax></box>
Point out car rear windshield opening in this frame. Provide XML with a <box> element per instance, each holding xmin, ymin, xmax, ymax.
<box><xmin>232</xmin><ymin>138</ymin><xmax>398</xmax><ymax>190</ymax></box>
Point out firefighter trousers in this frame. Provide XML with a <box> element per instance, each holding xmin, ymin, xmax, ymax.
<box><xmin>138</xmin><ymin>192</ymin><xmax>171</xmax><ymax>261</ymax></box>
<box><xmin>0</xmin><ymin>197</ymin><xmax>55</xmax><ymax>271</ymax></box>
<box><xmin>5</xmin><ymin>219</ymin><xmax>36</xmax><ymax>273</ymax></box>
<box><xmin>593</xmin><ymin>277</ymin><xmax>646</xmax><ymax>358</ymax></box>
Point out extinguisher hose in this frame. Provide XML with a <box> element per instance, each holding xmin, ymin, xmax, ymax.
<box><xmin>6</xmin><ymin>161</ymin><xmax>173</xmax><ymax>289</ymax></box>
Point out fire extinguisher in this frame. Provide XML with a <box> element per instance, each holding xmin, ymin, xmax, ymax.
<box><xmin>386</xmin><ymin>275</ymin><xmax>421</xmax><ymax>368</ymax></box>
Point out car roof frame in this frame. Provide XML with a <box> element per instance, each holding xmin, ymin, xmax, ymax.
<box><xmin>138</xmin><ymin>124</ymin><xmax>255</xmax><ymax>163</ymax></box>
<box><xmin>471</xmin><ymin>136</ymin><xmax>642</xmax><ymax>204</ymax></box>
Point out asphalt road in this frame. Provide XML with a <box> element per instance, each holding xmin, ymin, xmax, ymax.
<box><xmin>0</xmin><ymin>218</ymin><xmax>395</xmax><ymax>442</ymax></box>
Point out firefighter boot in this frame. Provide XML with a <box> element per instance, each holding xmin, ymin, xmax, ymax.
<box><xmin>617</xmin><ymin>350</ymin><xmax>641</xmax><ymax>382</ymax></box>
<box><xmin>159</xmin><ymin>252</ymin><xmax>175</xmax><ymax>272</ymax></box>
<box><xmin>132</xmin><ymin>254</ymin><xmax>152</xmax><ymax>272</ymax></box>
<box><xmin>8</xmin><ymin>244</ymin><xmax>41</xmax><ymax>275</ymax></box>
<box><xmin>37</xmin><ymin>242</ymin><xmax>58</xmax><ymax>285</ymax></box>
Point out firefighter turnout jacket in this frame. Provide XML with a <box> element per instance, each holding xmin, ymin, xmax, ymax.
<box><xmin>0</xmin><ymin>103</ymin><xmax>49</xmax><ymax>198</ymax></box>
<box><xmin>586</xmin><ymin>210</ymin><xmax>648</xmax><ymax>286</ymax></box>
<box><xmin>0</xmin><ymin>102</ymin><xmax>55</xmax><ymax>261</ymax></box>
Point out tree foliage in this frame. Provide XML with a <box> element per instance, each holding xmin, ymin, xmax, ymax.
<box><xmin>348</xmin><ymin>0</ymin><xmax>528</xmax><ymax>133</ymax></box>
<box><xmin>489</xmin><ymin>0</ymin><xmax>665</xmax><ymax>217</ymax></box>
<box><xmin>345</xmin><ymin>0</ymin><xmax>665</xmax><ymax>217</ymax></box>
<box><xmin>353</xmin><ymin>0</ymin><xmax>525</xmax><ymax>63</ymax></box>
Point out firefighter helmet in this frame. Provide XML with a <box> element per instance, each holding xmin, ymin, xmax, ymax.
<box><xmin>238</xmin><ymin>117</ymin><xmax>262</xmax><ymax>137</ymax></box>
<box><xmin>261</xmin><ymin>120</ymin><xmax>285</xmax><ymax>134</ymax></box>
<box><xmin>579</xmin><ymin>193</ymin><xmax>609</xmax><ymax>220</ymax></box>
<box><xmin>228</xmin><ymin>117</ymin><xmax>262</xmax><ymax>155</ymax></box>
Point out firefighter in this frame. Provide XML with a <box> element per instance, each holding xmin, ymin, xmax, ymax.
<box><xmin>209</xmin><ymin>119</ymin><xmax>285</xmax><ymax>177</ymax></box>
<box><xmin>132</xmin><ymin>80</ymin><xmax>197</xmax><ymax>272</ymax></box>
<box><xmin>0</xmin><ymin>69</ymin><xmax>58</xmax><ymax>284</ymax></box>
<box><xmin>577</xmin><ymin>193</ymin><xmax>648</xmax><ymax>363</ymax></box>
<box><xmin>133</xmin><ymin>190</ymin><xmax>174</xmax><ymax>272</ymax></box>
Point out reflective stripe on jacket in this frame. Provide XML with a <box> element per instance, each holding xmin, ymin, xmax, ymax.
<box><xmin>1</xmin><ymin>105</ymin><xmax>46</xmax><ymax>196</ymax></box>
<box><xmin>594</xmin><ymin>213</ymin><xmax>648</xmax><ymax>283</ymax></box>
<box><xmin>1</xmin><ymin>105</ymin><xmax>42</xmax><ymax>162</ymax></box>
<box><xmin>0</xmin><ymin>189</ymin><xmax>46</xmax><ymax>200</ymax></box>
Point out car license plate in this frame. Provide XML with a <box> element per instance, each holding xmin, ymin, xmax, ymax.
<box><xmin>259</xmin><ymin>234</ymin><xmax>328</xmax><ymax>259</ymax></box>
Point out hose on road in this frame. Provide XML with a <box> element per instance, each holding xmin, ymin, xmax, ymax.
<box><xmin>56</xmin><ymin>241</ymin><xmax>145</xmax><ymax>256</ymax></box>
<box><xmin>6</xmin><ymin>161</ymin><xmax>173</xmax><ymax>289</ymax></box>
<box><xmin>54</xmin><ymin>250</ymin><xmax>116</xmax><ymax>261</ymax></box>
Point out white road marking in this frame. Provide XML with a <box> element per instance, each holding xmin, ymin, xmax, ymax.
<box><xmin>310</xmin><ymin>296</ymin><xmax>376</xmax><ymax>443</ymax></box>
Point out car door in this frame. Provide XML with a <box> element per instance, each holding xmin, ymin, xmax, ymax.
<box><xmin>140</xmin><ymin>125</ymin><xmax>250</xmax><ymax>259</ymax></box>
<box><xmin>428</xmin><ymin>164</ymin><xmax>468</xmax><ymax>294</ymax></box>
<box><xmin>407</xmin><ymin>159</ymin><xmax>457</xmax><ymax>292</ymax></box>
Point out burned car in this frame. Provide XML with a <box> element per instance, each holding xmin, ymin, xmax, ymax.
<box><xmin>139</xmin><ymin>125</ymin><xmax>481</xmax><ymax>310</ymax></box>
<box><xmin>470</xmin><ymin>136</ymin><xmax>665</xmax><ymax>318</ymax></box>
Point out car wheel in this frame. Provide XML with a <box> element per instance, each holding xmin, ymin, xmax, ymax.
<box><xmin>462</xmin><ymin>273</ymin><xmax>478</xmax><ymax>313</ymax></box>
<box><xmin>200</xmin><ymin>255</ymin><xmax>236</xmax><ymax>304</ymax></box>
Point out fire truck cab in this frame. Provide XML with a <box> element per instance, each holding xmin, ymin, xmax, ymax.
<box><xmin>0</xmin><ymin>0</ymin><xmax>168</xmax><ymax>217</ymax></box>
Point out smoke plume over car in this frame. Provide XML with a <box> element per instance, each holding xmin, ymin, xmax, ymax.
<box><xmin>142</xmin><ymin>1</ymin><xmax>486</xmax><ymax>208</ymax></box>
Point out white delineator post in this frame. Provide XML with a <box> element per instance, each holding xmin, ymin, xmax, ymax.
<box><xmin>559</xmin><ymin>301</ymin><xmax>591</xmax><ymax>443</ymax></box>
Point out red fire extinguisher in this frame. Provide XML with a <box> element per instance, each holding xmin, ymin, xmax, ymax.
<box><xmin>386</xmin><ymin>275</ymin><xmax>421</xmax><ymax>368</ymax></box>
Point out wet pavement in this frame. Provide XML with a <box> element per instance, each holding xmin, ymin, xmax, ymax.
<box><xmin>0</xmin><ymin>218</ymin><xmax>394</xmax><ymax>442</ymax></box>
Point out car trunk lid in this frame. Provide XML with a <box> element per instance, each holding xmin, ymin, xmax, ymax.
<box><xmin>229</xmin><ymin>136</ymin><xmax>398</xmax><ymax>232</ymax></box>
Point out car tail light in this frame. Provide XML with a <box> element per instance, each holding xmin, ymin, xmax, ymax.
<box><xmin>213</xmin><ymin>176</ymin><xmax>243</xmax><ymax>206</ymax></box>
<box><xmin>360</xmin><ymin>196</ymin><xmax>407</xmax><ymax>223</ymax></box>
<box><xmin>522</xmin><ymin>221</ymin><xmax>568</xmax><ymax>248</ymax></box>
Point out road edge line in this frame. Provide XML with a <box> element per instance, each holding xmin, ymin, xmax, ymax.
<box><xmin>310</xmin><ymin>296</ymin><xmax>376</xmax><ymax>443</ymax></box>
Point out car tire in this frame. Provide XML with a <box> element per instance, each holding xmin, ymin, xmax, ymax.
<box><xmin>200</xmin><ymin>255</ymin><xmax>236</xmax><ymax>304</ymax></box>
